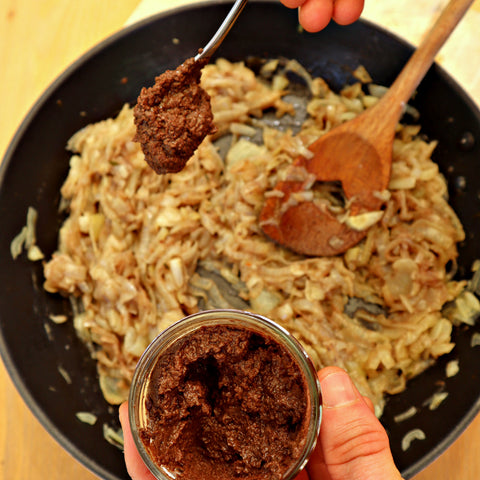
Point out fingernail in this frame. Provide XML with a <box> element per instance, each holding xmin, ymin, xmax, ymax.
<box><xmin>321</xmin><ymin>371</ymin><xmax>358</xmax><ymax>408</ymax></box>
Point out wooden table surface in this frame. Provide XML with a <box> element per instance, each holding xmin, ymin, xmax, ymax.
<box><xmin>1</xmin><ymin>1</ymin><xmax>479</xmax><ymax>479</ymax></box>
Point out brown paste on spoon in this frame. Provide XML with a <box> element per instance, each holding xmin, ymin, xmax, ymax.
<box><xmin>133</xmin><ymin>56</ymin><xmax>216</xmax><ymax>174</ymax></box>
<box><xmin>140</xmin><ymin>324</ymin><xmax>310</xmax><ymax>480</ymax></box>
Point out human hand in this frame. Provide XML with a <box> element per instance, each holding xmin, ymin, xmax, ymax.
<box><xmin>305</xmin><ymin>366</ymin><xmax>403</xmax><ymax>480</ymax></box>
<box><xmin>119</xmin><ymin>402</ymin><xmax>156</xmax><ymax>480</ymax></box>
<box><xmin>119</xmin><ymin>366</ymin><xmax>402</xmax><ymax>480</ymax></box>
<box><xmin>279</xmin><ymin>0</ymin><xmax>364</xmax><ymax>32</ymax></box>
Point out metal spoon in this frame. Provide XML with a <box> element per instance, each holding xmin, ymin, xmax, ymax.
<box><xmin>195</xmin><ymin>0</ymin><xmax>248</xmax><ymax>61</ymax></box>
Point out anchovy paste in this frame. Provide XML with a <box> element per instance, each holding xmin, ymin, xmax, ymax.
<box><xmin>133</xmin><ymin>57</ymin><xmax>216</xmax><ymax>174</ymax></box>
<box><xmin>140</xmin><ymin>324</ymin><xmax>309</xmax><ymax>480</ymax></box>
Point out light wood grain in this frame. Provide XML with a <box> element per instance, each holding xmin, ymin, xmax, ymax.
<box><xmin>362</xmin><ymin>0</ymin><xmax>480</xmax><ymax>107</ymax></box>
<box><xmin>0</xmin><ymin>3</ymin><xmax>141</xmax><ymax>479</ymax></box>
<box><xmin>1</xmin><ymin>1</ymin><xmax>479</xmax><ymax>480</ymax></box>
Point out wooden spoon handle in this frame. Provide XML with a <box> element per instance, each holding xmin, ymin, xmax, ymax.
<box><xmin>381</xmin><ymin>0</ymin><xmax>474</xmax><ymax>113</ymax></box>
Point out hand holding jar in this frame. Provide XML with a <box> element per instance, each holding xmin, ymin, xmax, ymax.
<box><xmin>120</xmin><ymin>367</ymin><xmax>403</xmax><ymax>480</ymax></box>
<box><xmin>119</xmin><ymin>309</ymin><xmax>402</xmax><ymax>480</ymax></box>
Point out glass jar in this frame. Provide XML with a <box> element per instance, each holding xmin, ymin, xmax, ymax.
<box><xmin>129</xmin><ymin>309</ymin><xmax>322</xmax><ymax>480</ymax></box>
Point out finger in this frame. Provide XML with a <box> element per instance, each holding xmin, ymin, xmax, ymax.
<box><xmin>363</xmin><ymin>394</ymin><xmax>375</xmax><ymax>414</ymax></box>
<box><xmin>308</xmin><ymin>367</ymin><xmax>403</xmax><ymax>480</ymax></box>
<box><xmin>332</xmin><ymin>0</ymin><xmax>364</xmax><ymax>25</ymax></box>
<box><xmin>294</xmin><ymin>467</ymin><xmax>311</xmax><ymax>480</ymax></box>
<box><xmin>119</xmin><ymin>402</ymin><xmax>157</xmax><ymax>480</ymax></box>
<box><xmin>298</xmin><ymin>0</ymin><xmax>334</xmax><ymax>32</ymax></box>
<box><xmin>280</xmin><ymin>0</ymin><xmax>308</xmax><ymax>8</ymax></box>
<box><xmin>304</xmin><ymin>439</ymin><xmax>333</xmax><ymax>480</ymax></box>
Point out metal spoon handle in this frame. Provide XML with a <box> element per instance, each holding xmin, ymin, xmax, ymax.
<box><xmin>195</xmin><ymin>0</ymin><xmax>248</xmax><ymax>61</ymax></box>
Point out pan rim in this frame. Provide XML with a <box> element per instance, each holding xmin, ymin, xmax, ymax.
<box><xmin>1</xmin><ymin>2</ymin><xmax>479</xmax><ymax>479</ymax></box>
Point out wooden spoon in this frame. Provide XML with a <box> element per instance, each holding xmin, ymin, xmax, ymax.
<box><xmin>260</xmin><ymin>0</ymin><xmax>474</xmax><ymax>256</ymax></box>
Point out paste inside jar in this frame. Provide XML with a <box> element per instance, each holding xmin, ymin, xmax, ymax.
<box><xmin>140</xmin><ymin>324</ymin><xmax>310</xmax><ymax>480</ymax></box>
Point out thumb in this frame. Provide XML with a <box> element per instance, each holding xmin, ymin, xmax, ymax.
<box><xmin>307</xmin><ymin>367</ymin><xmax>403</xmax><ymax>480</ymax></box>
<box><xmin>119</xmin><ymin>402</ymin><xmax>157</xmax><ymax>480</ymax></box>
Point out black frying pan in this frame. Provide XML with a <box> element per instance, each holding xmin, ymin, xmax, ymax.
<box><xmin>1</xmin><ymin>1</ymin><xmax>479</xmax><ymax>479</ymax></box>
